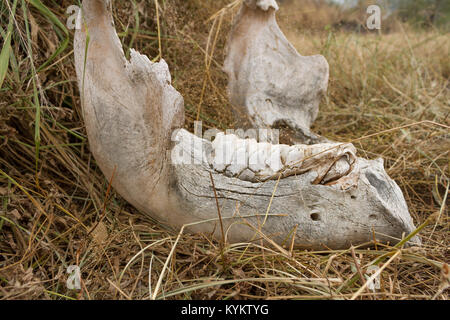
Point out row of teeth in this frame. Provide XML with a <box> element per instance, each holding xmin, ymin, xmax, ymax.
<box><xmin>211</xmin><ymin>133</ymin><xmax>357</xmax><ymax>183</ymax></box>
<box><xmin>171</xmin><ymin>130</ymin><xmax>358</xmax><ymax>184</ymax></box>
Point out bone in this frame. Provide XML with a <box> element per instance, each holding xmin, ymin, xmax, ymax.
<box><xmin>171</xmin><ymin>129</ymin><xmax>420</xmax><ymax>247</ymax></box>
<box><xmin>224</xmin><ymin>0</ymin><xmax>329</xmax><ymax>144</ymax></box>
<box><xmin>74</xmin><ymin>0</ymin><xmax>420</xmax><ymax>249</ymax></box>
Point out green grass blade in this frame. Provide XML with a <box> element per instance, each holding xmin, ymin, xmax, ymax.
<box><xmin>28</xmin><ymin>0</ymin><xmax>69</xmax><ymax>72</ymax></box>
<box><xmin>0</xmin><ymin>0</ymin><xmax>18</xmax><ymax>89</ymax></box>
<box><xmin>21</xmin><ymin>0</ymin><xmax>41</xmax><ymax>171</ymax></box>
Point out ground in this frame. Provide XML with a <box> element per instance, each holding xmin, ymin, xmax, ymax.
<box><xmin>0</xmin><ymin>0</ymin><xmax>448</xmax><ymax>300</ymax></box>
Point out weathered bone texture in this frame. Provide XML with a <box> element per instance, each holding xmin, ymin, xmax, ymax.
<box><xmin>75</xmin><ymin>0</ymin><xmax>420</xmax><ymax>249</ymax></box>
<box><xmin>224</xmin><ymin>0</ymin><xmax>329</xmax><ymax>144</ymax></box>
<box><xmin>171</xmin><ymin>130</ymin><xmax>419</xmax><ymax>247</ymax></box>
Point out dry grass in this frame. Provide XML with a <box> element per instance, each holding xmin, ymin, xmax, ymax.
<box><xmin>0</xmin><ymin>0</ymin><xmax>448</xmax><ymax>300</ymax></box>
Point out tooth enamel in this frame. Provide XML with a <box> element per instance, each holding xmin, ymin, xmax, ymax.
<box><xmin>268</xmin><ymin>145</ymin><xmax>283</xmax><ymax>173</ymax></box>
<box><xmin>286</xmin><ymin>147</ymin><xmax>304</xmax><ymax>166</ymax></box>
<box><xmin>279</xmin><ymin>144</ymin><xmax>290</xmax><ymax>165</ymax></box>
<box><xmin>323</xmin><ymin>157</ymin><xmax>351</xmax><ymax>184</ymax></box>
<box><xmin>248</xmin><ymin>141</ymin><xmax>268</xmax><ymax>173</ymax></box>
<box><xmin>237</xmin><ymin>168</ymin><xmax>255</xmax><ymax>181</ymax></box>
<box><xmin>227</xmin><ymin>139</ymin><xmax>248</xmax><ymax>176</ymax></box>
<box><xmin>212</xmin><ymin>133</ymin><xmax>236</xmax><ymax>172</ymax></box>
<box><xmin>210</xmin><ymin>133</ymin><xmax>358</xmax><ymax>184</ymax></box>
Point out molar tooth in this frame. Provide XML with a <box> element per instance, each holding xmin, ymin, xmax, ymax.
<box><xmin>279</xmin><ymin>144</ymin><xmax>290</xmax><ymax>165</ymax></box>
<box><xmin>249</xmin><ymin>142</ymin><xmax>270</xmax><ymax>172</ymax></box>
<box><xmin>286</xmin><ymin>147</ymin><xmax>304</xmax><ymax>167</ymax></box>
<box><xmin>234</xmin><ymin>138</ymin><xmax>248</xmax><ymax>166</ymax></box>
<box><xmin>237</xmin><ymin>168</ymin><xmax>256</xmax><ymax>181</ymax></box>
<box><xmin>212</xmin><ymin>132</ymin><xmax>234</xmax><ymax>172</ymax></box>
<box><xmin>227</xmin><ymin>141</ymin><xmax>248</xmax><ymax>176</ymax></box>
<box><xmin>211</xmin><ymin>133</ymin><xmax>357</xmax><ymax>185</ymax></box>
<box><xmin>268</xmin><ymin>144</ymin><xmax>283</xmax><ymax>173</ymax></box>
<box><xmin>322</xmin><ymin>157</ymin><xmax>351</xmax><ymax>184</ymax></box>
<box><xmin>211</xmin><ymin>132</ymin><xmax>224</xmax><ymax>149</ymax></box>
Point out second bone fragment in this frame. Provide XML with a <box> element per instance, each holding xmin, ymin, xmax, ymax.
<box><xmin>224</xmin><ymin>0</ymin><xmax>329</xmax><ymax>143</ymax></box>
